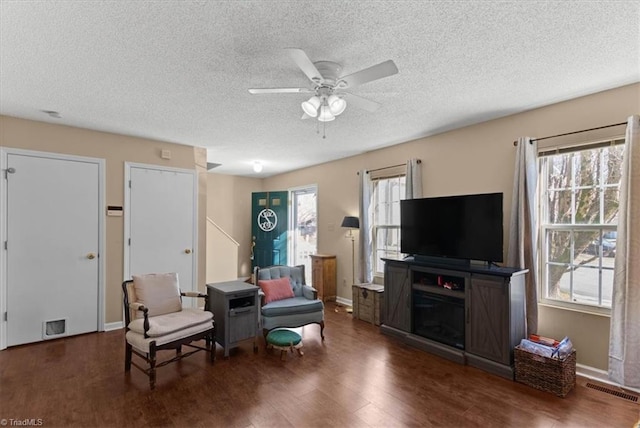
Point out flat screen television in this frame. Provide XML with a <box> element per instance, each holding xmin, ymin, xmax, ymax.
<box><xmin>400</xmin><ymin>192</ymin><xmax>503</xmax><ymax>263</ymax></box>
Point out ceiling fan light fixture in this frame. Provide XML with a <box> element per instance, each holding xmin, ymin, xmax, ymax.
<box><xmin>328</xmin><ymin>95</ymin><xmax>346</xmax><ymax>116</ymax></box>
<box><xmin>318</xmin><ymin>105</ymin><xmax>335</xmax><ymax>122</ymax></box>
<box><xmin>301</xmin><ymin>96</ymin><xmax>321</xmax><ymax>117</ymax></box>
<box><xmin>253</xmin><ymin>161</ymin><xmax>263</xmax><ymax>173</ymax></box>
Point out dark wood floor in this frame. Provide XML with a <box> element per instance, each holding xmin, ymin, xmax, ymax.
<box><xmin>1</xmin><ymin>303</ymin><xmax>638</xmax><ymax>427</ymax></box>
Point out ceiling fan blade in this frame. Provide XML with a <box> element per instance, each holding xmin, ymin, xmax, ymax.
<box><xmin>248</xmin><ymin>88</ymin><xmax>312</xmax><ymax>94</ymax></box>
<box><xmin>339</xmin><ymin>60</ymin><xmax>398</xmax><ymax>89</ymax></box>
<box><xmin>286</xmin><ymin>48</ymin><xmax>324</xmax><ymax>84</ymax></box>
<box><xmin>342</xmin><ymin>92</ymin><xmax>381</xmax><ymax>112</ymax></box>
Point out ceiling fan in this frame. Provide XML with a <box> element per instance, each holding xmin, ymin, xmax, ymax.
<box><xmin>248</xmin><ymin>48</ymin><xmax>399</xmax><ymax>122</ymax></box>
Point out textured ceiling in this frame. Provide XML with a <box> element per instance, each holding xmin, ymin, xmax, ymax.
<box><xmin>1</xmin><ymin>1</ymin><xmax>638</xmax><ymax>177</ymax></box>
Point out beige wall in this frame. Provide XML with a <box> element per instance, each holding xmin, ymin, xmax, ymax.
<box><xmin>0</xmin><ymin>115</ymin><xmax>206</xmax><ymax>324</ymax></box>
<box><xmin>259</xmin><ymin>83</ymin><xmax>640</xmax><ymax>370</ymax></box>
<box><xmin>206</xmin><ymin>173</ymin><xmax>262</xmax><ymax>279</ymax></box>
<box><xmin>4</xmin><ymin>82</ymin><xmax>636</xmax><ymax>369</ymax></box>
<box><xmin>206</xmin><ymin>220</ymin><xmax>240</xmax><ymax>283</ymax></box>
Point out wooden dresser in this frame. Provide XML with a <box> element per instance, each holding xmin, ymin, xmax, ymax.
<box><xmin>310</xmin><ymin>254</ymin><xmax>336</xmax><ymax>302</ymax></box>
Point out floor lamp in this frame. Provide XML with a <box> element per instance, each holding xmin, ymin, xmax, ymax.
<box><xmin>341</xmin><ymin>216</ymin><xmax>360</xmax><ymax>288</ymax></box>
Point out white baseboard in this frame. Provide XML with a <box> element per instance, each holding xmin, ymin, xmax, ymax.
<box><xmin>104</xmin><ymin>321</ymin><xmax>123</xmax><ymax>331</ymax></box>
<box><xmin>335</xmin><ymin>296</ymin><xmax>352</xmax><ymax>307</ymax></box>
<box><xmin>577</xmin><ymin>363</ymin><xmax>640</xmax><ymax>394</ymax></box>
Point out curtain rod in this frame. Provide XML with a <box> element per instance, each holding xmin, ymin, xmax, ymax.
<box><xmin>358</xmin><ymin>159</ymin><xmax>422</xmax><ymax>175</ymax></box>
<box><xmin>512</xmin><ymin>121</ymin><xmax>627</xmax><ymax>146</ymax></box>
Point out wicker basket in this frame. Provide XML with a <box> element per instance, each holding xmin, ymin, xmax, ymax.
<box><xmin>514</xmin><ymin>346</ymin><xmax>576</xmax><ymax>397</ymax></box>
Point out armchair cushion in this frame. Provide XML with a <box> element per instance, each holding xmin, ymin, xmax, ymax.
<box><xmin>261</xmin><ymin>297</ymin><xmax>324</xmax><ymax>317</ymax></box>
<box><xmin>258</xmin><ymin>277</ymin><xmax>295</xmax><ymax>303</ymax></box>
<box><xmin>126</xmin><ymin>321</ymin><xmax>214</xmax><ymax>353</ymax></box>
<box><xmin>128</xmin><ymin>307</ymin><xmax>213</xmax><ymax>337</ymax></box>
<box><xmin>132</xmin><ymin>272</ymin><xmax>182</xmax><ymax>318</ymax></box>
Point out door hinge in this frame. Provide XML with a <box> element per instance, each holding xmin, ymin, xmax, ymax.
<box><xmin>128</xmin><ymin>238</ymin><xmax>131</xmax><ymax>246</ymax></box>
<box><xmin>3</xmin><ymin>241</ymin><xmax>6</xmax><ymax>250</ymax></box>
<box><xmin>3</xmin><ymin>312</ymin><xmax>6</xmax><ymax>322</ymax></box>
<box><xmin>129</xmin><ymin>180</ymin><xmax>132</xmax><ymax>188</ymax></box>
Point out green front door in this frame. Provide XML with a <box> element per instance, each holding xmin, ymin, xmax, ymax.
<box><xmin>251</xmin><ymin>191</ymin><xmax>288</xmax><ymax>269</ymax></box>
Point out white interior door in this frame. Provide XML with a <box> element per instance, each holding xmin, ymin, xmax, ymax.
<box><xmin>125</xmin><ymin>164</ymin><xmax>196</xmax><ymax>295</ymax></box>
<box><xmin>3</xmin><ymin>151</ymin><xmax>102</xmax><ymax>347</ymax></box>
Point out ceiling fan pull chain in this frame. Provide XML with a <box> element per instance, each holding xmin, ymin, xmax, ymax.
<box><xmin>323</xmin><ymin>120</ymin><xmax>326</xmax><ymax>139</ymax></box>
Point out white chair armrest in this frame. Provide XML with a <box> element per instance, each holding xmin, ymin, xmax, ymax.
<box><xmin>129</xmin><ymin>302</ymin><xmax>148</xmax><ymax>312</ymax></box>
<box><xmin>128</xmin><ymin>302</ymin><xmax>150</xmax><ymax>336</ymax></box>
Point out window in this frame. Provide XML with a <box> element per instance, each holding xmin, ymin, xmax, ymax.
<box><xmin>372</xmin><ymin>175</ymin><xmax>406</xmax><ymax>275</ymax></box>
<box><xmin>290</xmin><ymin>186</ymin><xmax>317</xmax><ymax>284</ymax></box>
<box><xmin>539</xmin><ymin>139</ymin><xmax>624</xmax><ymax>310</ymax></box>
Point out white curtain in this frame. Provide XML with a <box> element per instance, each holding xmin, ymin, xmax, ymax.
<box><xmin>405</xmin><ymin>159</ymin><xmax>423</xmax><ymax>199</ymax></box>
<box><xmin>507</xmin><ymin>137</ymin><xmax>539</xmax><ymax>336</ymax></box>
<box><xmin>358</xmin><ymin>170</ymin><xmax>373</xmax><ymax>284</ymax></box>
<box><xmin>609</xmin><ymin>114</ymin><xmax>640</xmax><ymax>387</ymax></box>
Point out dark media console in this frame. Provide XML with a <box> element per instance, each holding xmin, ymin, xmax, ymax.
<box><xmin>381</xmin><ymin>257</ymin><xmax>528</xmax><ymax>379</ymax></box>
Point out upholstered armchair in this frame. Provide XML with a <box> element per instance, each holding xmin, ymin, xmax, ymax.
<box><xmin>254</xmin><ymin>265</ymin><xmax>325</xmax><ymax>340</ymax></box>
<box><xmin>122</xmin><ymin>272</ymin><xmax>215</xmax><ymax>389</ymax></box>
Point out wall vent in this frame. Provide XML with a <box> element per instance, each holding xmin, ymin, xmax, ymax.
<box><xmin>42</xmin><ymin>318</ymin><xmax>67</xmax><ymax>339</ymax></box>
<box><xmin>586</xmin><ymin>382</ymin><xmax>639</xmax><ymax>402</ymax></box>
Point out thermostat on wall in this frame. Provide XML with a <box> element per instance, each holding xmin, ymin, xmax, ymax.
<box><xmin>107</xmin><ymin>206</ymin><xmax>123</xmax><ymax>217</ymax></box>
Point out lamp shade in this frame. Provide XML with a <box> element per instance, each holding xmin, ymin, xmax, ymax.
<box><xmin>328</xmin><ymin>95</ymin><xmax>346</xmax><ymax>116</ymax></box>
<box><xmin>341</xmin><ymin>216</ymin><xmax>360</xmax><ymax>229</ymax></box>
<box><xmin>301</xmin><ymin>96</ymin><xmax>321</xmax><ymax>117</ymax></box>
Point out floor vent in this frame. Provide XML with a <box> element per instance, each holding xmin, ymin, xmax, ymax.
<box><xmin>586</xmin><ymin>382</ymin><xmax>639</xmax><ymax>402</ymax></box>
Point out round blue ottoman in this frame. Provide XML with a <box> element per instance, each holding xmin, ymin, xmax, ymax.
<box><xmin>266</xmin><ymin>329</ymin><xmax>304</xmax><ymax>360</ymax></box>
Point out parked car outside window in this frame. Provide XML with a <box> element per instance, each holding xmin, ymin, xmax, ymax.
<box><xmin>588</xmin><ymin>231</ymin><xmax>617</xmax><ymax>257</ymax></box>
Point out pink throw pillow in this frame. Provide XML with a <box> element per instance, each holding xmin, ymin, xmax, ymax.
<box><xmin>258</xmin><ymin>277</ymin><xmax>294</xmax><ymax>304</ymax></box>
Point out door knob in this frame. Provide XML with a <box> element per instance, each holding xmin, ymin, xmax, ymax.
<box><xmin>184</xmin><ymin>249</ymin><xmax>192</xmax><ymax>254</ymax></box>
<box><xmin>87</xmin><ymin>253</ymin><xmax>96</xmax><ymax>260</ymax></box>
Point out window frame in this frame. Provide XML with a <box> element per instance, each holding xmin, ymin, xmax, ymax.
<box><xmin>288</xmin><ymin>185</ymin><xmax>318</xmax><ymax>285</ymax></box>
<box><xmin>371</xmin><ymin>173</ymin><xmax>406</xmax><ymax>278</ymax></box>
<box><xmin>537</xmin><ymin>138</ymin><xmax>624</xmax><ymax>315</ymax></box>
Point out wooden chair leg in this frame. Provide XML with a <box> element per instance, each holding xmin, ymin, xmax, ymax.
<box><xmin>209</xmin><ymin>331</ymin><xmax>215</xmax><ymax>363</ymax></box>
<box><xmin>176</xmin><ymin>345</ymin><xmax>182</xmax><ymax>356</ymax></box>
<box><xmin>320</xmin><ymin>321</ymin><xmax>325</xmax><ymax>340</ymax></box>
<box><xmin>149</xmin><ymin>344</ymin><xmax>157</xmax><ymax>390</ymax></box>
<box><xmin>124</xmin><ymin>343</ymin><xmax>132</xmax><ymax>371</ymax></box>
